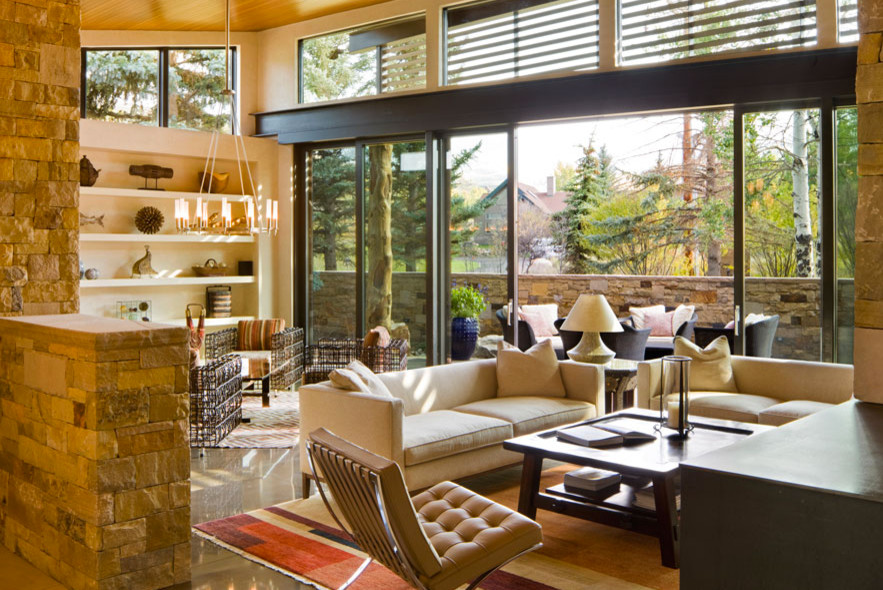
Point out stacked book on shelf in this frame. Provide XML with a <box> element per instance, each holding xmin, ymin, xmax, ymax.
<box><xmin>563</xmin><ymin>467</ymin><xmax>621</xmax><ymax>496</ymax></box>
<box><xmin>633</xmin><ymin>484</ymin><xmax>682</xmax><ymax>511</ymax></box>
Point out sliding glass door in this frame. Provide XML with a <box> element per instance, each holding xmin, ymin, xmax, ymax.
<box><xmin>362</xmin><ymin>139</ymin><xmax>429</xmax><ymax>365</ymax></box>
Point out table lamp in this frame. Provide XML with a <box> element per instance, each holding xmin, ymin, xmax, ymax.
<box><xmin>560</xmin><ymin>294</ymin><xmax>623</xmax><ymax>364</ymax></box>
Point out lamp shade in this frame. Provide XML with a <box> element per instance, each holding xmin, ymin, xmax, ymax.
<box><xmin>560</xmin><ymin>294</ymin><xmax>624</xmax><ymax>333</ymax></box>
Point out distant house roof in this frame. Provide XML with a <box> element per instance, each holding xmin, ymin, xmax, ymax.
<box><xmin>479</xmin><ymin>180</ymin><xmax>569</xmax><ymax>215</ymax></box>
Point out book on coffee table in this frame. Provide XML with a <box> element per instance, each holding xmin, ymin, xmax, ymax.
<box><xmin>633</xmin><ymin>484</ymin><xmax>681</xmax><ymax>511</ymax></box>
<box><xmin>594</xmin><ymin>421</ymin><xmax>656</xmax><ymax>443</ymax></box>
<box><xmin>564</xmin><ymin>467</ymin><xmax>622</xmax><ymax>492</ymax></box>
<box><xmin>557</xmin><ymin>425</ymin><xmax>623</xmax><ymax>447</ymax></box>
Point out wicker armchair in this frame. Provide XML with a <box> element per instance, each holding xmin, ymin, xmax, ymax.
<box><xmin>205</xmin><ymin>320</ymin><xmax>304</xmax><ymax>391</ymax></box>
<box><xmin>304</xmin><ymin>337</ymin><xmax>408</xmax><ymax>384</ymax></box>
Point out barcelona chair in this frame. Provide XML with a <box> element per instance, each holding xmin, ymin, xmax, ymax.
<box><xmin>306</xmin><ymin>427</ymin><xmax>543</xmax><ymax>590</ymax></box>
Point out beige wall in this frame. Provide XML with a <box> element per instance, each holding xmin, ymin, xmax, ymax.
<box><xmin>81</xmin><ymin>30</ymin><xmax>261</xmax><ymax>136</ymax></box>
<box><xmin>855</xmin><ymin>0</ymin><xmax>883</xmax><ymax>402</ymax></box>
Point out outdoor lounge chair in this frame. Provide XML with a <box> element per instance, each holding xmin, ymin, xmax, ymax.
<box><xmin>555</xmin><ymin>317</ymin><xmax>651</xmax><ymax>361</ymax></box>
<box><xmin>693</xmin><ymin>314</ymin><xmax>780</xmax><ymax>358</ymax></box>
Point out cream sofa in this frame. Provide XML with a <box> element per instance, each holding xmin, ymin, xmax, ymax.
<box><xmin>637</xmin><ymin>356</ymin><xmax>853</xmax><ymax>425</ymax></box>
<box><xmin>298</xmin><ymin>358</ymin><xmax>604</xmax><ymax>496</ymax></box>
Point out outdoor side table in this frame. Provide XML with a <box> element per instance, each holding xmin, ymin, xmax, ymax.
<box><xmin>604</xmin><ymin>358</ymin><xmax>639</xmax><ymax>412</ymax></box>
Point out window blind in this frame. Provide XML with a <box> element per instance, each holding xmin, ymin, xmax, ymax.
<box><xmin>838</xmin><ymin>0</ymin><xmax>858</xmax><ymax>43</ymax></box>
<box><xmin>445</xmin><ymin>0</ymin><xmax>600</xmax><ymax>86</ymax></box>
<box><xmin>381</xmin><ymin>34</ymin><xmax>427</xmax><ymax>94</ymax></box>
<box><xmin>619</xmin><ymin>0</ymin><xmax>817</xmax><ymax>66</ymax></box>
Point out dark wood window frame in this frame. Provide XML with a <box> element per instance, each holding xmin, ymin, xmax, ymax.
<box><xmin>80</xmin><ymin>46</ymin><xmax>238</xmax><ymax>130</ymax></box>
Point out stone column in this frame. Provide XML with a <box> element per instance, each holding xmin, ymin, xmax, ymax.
<box><xmin>0</xmin><ymin>0</ymin><xmax>81</xmax><ymax>316</ymax></box>
<box><xmin>0</xmin><ymin>315</ymin><xmax>190</xmax><ymax>590</ymax></box>
<box><xmin>856</xmin><ymin>0</ymin><xmax>883</xmax><ymax>403</ymax></box>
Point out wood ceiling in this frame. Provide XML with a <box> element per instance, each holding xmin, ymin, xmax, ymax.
<box><xmin>81</xmin><ymin>0</ymin><xmax>394</xmax><ymax>32</ymax></box>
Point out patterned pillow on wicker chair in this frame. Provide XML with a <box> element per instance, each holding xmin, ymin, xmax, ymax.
<box><xmin>238</xmin><ymin>319</ymin><xmax>286</xmax><ymax>351</ymax></box>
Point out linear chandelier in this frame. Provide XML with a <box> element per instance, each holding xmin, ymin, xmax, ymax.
<box><xmin>177</xmin><ymin>0</ymin><xmax>277</xmax><ymax>235</ymax></box>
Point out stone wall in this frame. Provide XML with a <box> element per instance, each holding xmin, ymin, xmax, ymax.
<box><xmin>0</xmin><ymin>0</ymin><xmax>80</xmax><ymax>316</ymax></box>
<box><xmin>312</xmin><ymin>271</ymin><xmax>848</xmax><ymax>361</ymax></box>
<box><xmin>855</xmin><ymin>0</ymin><xmax>883</xmax><ymax>402</ymax></box>
<box><xmin>0</xmin><ymin>315</ymin><xmax>190</xmax><ymax>590</ymax></box>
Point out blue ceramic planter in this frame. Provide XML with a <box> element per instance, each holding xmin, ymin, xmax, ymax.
<box><xmin>451</xmin><ymin>317</ymin><xmax>479</xmax><ymax>360</ymax></box>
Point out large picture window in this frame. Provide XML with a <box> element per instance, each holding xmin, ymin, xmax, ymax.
<box><xmin>82</xmin><ymin>47</ymin><xmax>235</xmax><ymax>133</ymax></box>
<box><xmin>444</xmin><ymin>0</ymin><xmax>600</xmax><ymax>86</ymax></box>
<box><xmin>299</xmin><ymin>16</ymin><xmax>426</xmax><ymax>104</ymax></box>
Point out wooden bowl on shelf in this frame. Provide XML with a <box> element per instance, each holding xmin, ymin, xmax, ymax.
<box><xmin>197</xmin><ymin>172</ymin><xmax>230</xmax><ymax>193</ymax></box>
<box><xmin>192</xmin><ymin>258</ymin><xmax>228</xmax><ymax>277</ymax></box>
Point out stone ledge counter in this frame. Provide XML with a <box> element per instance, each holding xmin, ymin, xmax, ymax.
<box><xmin>0</xmin><ymin>315</ymin><xmax>190</xmax><ymax>590</ymax></box>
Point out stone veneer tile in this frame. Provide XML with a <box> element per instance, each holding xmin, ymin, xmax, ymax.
<box><xmin>0</xmin><ymin>315</ymin><xmax>190</xmax><ymax>589</ymax></box>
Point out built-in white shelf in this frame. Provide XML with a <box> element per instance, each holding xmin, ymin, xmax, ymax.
<box><xmin>164</xmin><ymin>315</ymin><xmax>255</xmax><ymax>328</ymax></box>
<box><xmin>81</xmin><ymin>186</ymin><xmax>253</xmax><ymax>202</ymax></box>
<box><xmin>80</xmin><ymin>276</ymin><xmax>255</xmax><ymax>288</ymax></box>
<box><xmin>80</xmin><ymin>233</ymin><xmax>255</xmax><ymax>244</ymax></box>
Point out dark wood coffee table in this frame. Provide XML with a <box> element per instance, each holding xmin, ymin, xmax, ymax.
<box><xmin>503</xmin><ymin>409</ymin><xmax>771</xmax><ymax>568</ymax></box>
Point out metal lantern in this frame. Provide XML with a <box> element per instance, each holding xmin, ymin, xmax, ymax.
<box><xmin>660</xmin><ymin>355</ymin><xmax>693</xmax><ymax>438</ymax></box>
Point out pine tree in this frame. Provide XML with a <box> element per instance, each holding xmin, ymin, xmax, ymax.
<box><xmin>553</xmin><ymin>143</ymin><xmax>614</xmax><ymax>274</ymax></box>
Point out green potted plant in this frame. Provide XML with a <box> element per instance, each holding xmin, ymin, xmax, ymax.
<box><xmin>450</xmin><ymin>282</ymin><xmax>488</xmax><ymax>360</ymax></box>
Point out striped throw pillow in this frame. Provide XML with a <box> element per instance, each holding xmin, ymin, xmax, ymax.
<box><xmin>238</xmin><ymin>319</ymin><xmax>285</xmax><ymax>351</ymax></box>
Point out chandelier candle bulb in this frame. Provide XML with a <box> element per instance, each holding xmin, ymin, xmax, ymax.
<box><xmin>246</xmin><ymin>200</ymin><xmax>255</xmax><ymax>230</ymax></box>
<box><xmin>222</xmin><ymin>198</ymin><xmax>230</xmax><ymax>228</ymax></box>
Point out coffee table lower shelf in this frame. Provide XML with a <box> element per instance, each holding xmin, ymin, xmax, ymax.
<box><xmin>542</xmin><ymin>484</ymin><xmax>660</xmax><ymax>536</ymax></box>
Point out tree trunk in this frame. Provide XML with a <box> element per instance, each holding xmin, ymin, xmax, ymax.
<box><xmin>366</xmin><ymin>144</ymin><xmax>393</xmax><ymax>329</ymax></box>
<box><xmin>682</xmin><ymin>113</ymin><xmax>695</xmax><ymax>275</ymax></box>
<box><xmin>704</xmin><ymin>124</ymin><xmax>722</xmax><ymax>276</ymax></box>
<box><xmin>791</xmin><ymin>111</ymin><xmax>814</xmax><ymax>277</ymax></box>
<box><xmin>323</xmin><ymin>234</ymin><xmax>338</xmax><ymax>271</ymax></box>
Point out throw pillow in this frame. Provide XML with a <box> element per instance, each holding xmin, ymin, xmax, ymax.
<box><xmin>629</xmin><ymin>305</ymin><xmax>665</xmax><ymax>330</ymax></box>
<box><xmin>346</xmin><ymin>360</ymin><xmax>393</xmax><ymax>397</ymax></box>
<box><xmin>745</xmin><ymin>313</ymin><xmax>768</xmax><ymax>326</ymax></box>
<box><xmin>646</xmin><ymin>310</ymin><xmax>676</xmax><ymax>337</ymax></box>
<box><xmin>329</xmin><ymin>361</ymin><xmax>393</xmax><ymax>397</ymax></box>
<box><xmin>519</xmin><ymin>304</ymin><xmax>559</xmax><ymax>338</ymax></box>
<box><xmin>673</xmin><ymin>335</ymin><xmax>738</xmax><ymax>392</ymax></box>
<box><xmin>237</xmin><ymin>319</ymin><xmax>285</xmax><ymax>351</ymax></box>
<box><xmin>671</xmin><ymin>304</ymin><xmax>696</xmax><ymax>335</ymax></box>
<box><xmin>496</xmin><ymin>338</ymin><xmax>566</xmax><ymax>398</ymax></box>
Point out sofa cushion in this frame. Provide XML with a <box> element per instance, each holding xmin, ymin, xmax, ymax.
<box><xmin>758</xmin><ymin>400</ymin><xmax>835</xmax><ymax>426</ymax></box>
<box><xmin>678</xmin><ymin>391</ymin><xmax>781</xmax><ymax>423</ymax></box>
<box><xmin>646</xmin><ymin>336</ymin><xmax>675</xmax><ymax>349</ymax></box>
<box><xmin>236</xmin><ymin>350</ymin><xmax>271</xmax><ymax>379</ymax></box>
<box><xmin>454</xmin><ymin>396</ymin><xmax>596</xmax><ymax>436</ymax></box>
<box><xmin>403</xmin><ymin>410</ymin><xmax>513</xmax><ymax>466</ymax></box>
<box><xmin>674</xmin><ymin>336</ymin><xmax>738</xmax><ymax>392</ymax></box>
<box><xmin>496</xmin><ymin>339</ymin><xmax>566</xmax><ymax>398</ymax></box>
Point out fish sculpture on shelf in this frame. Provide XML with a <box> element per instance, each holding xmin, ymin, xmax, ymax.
<box><xmin>129</xmin><ymin>164</ymin><xmax>174</xmax><ymax>191</ymax></box>
<box><xmin>79</xmin><ymin>213</ymin><xmax>105</xmax><ymax>227</ymax></box>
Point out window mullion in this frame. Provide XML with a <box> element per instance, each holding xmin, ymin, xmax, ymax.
<box><xmin>159</xmin><ymin>48</ymin><xmax>169</xmax><ymax>128</ymax></box>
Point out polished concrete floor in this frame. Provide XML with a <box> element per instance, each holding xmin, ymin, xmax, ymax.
<box><xmin>178</xmin><ymin>446</ymin><xmax>312</xmax><ymax>589</ymax></box>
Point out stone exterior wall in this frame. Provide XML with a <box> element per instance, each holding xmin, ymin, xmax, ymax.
<box><xmin>855</xmin><ymin>0</ymin><xmax>883</xmax><ymax>402</ymax></box>
<box><xmin>0</xmin><ymin>315</ymin><xmax>190</xmax><ymax>590</ymax></box>
<box><xmin>312</xmin><ymin>271</ymin><xmax>847</xmax><ymax>361</ymax></box>
<box><xmin>0</xmin><ymin>0</ymin><xmax>80</xmax><ymax>316</ymax></box>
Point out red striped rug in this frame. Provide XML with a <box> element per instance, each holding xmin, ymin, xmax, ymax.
<box><xmin>194</xmin><ymin>470</ymin><xmax>677</xmax><ymax>590</ymax></box>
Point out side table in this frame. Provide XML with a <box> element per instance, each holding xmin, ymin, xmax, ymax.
<box><xmin>604</xmin><ymin>358</ymin><xmax>639</xmax><ymax>412</ymax></box>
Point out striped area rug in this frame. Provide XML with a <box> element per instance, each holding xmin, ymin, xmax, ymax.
<box><xmin>194</xmin><ymin>466</ymin><xmax>679</xmax><ymax>590</ymax></box>
<box><xmin>215</xmin><ymin>390</ymin><xmax>300</xmax><ymax>449</ymax></box>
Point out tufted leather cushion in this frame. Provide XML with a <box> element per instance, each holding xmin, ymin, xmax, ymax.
<box><xmin>412</xmin><ymin>480</ymin><xmax>543</xmax><ymax>590</ymax></box>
